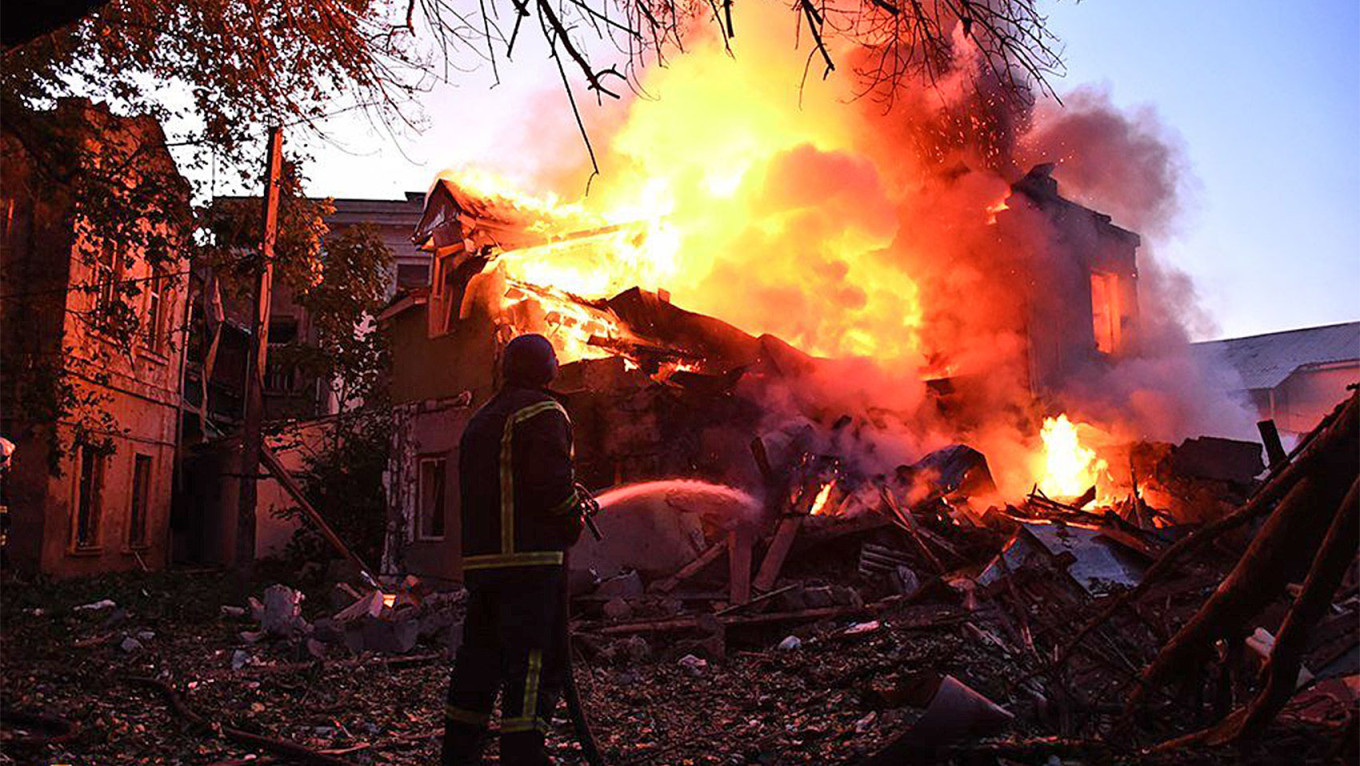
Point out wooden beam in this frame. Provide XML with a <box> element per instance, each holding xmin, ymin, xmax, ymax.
<box><xmin>752</xmin><ymin>516</ymin><xmax>802</xmax><ymax>592</ymax></box>
<box><xmin>650</xmin><ymin>539</ymin><xmax>726</xmax><ymax>594</ymax></box>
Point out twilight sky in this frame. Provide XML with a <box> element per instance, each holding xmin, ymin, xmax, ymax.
<box><xmin>296</xmin><ymin>0</ymin><xmax>1360</xmax><ymax>341</ymax></box>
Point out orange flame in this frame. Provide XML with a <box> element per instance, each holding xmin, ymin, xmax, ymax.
<box><xmin>809</xmin><ymin>481</ymin><xmax>836</xmax><ymax>516</ymax></box>
<box><xmin>1036</xmin><ymin>414</ymin><xmax>1109</xmax><ymax>500</ymax></box>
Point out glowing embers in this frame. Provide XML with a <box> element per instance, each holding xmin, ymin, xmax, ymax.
<box><xmin>1035</xmin><ymin>414</ymin><xmax>1110</xmax><ymax>503</ymax></box>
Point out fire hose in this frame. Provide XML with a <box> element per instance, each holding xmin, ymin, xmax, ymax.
<box><xmin>563</xmin><ymin>483</ymin><xmax>608</xmax><ymax>766</ymax></box>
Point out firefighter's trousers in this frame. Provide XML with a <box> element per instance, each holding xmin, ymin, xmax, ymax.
<box><xmin>442</xmin><ymin>564</ymin><xmax>568</xmax><ymax>765</ymax></box>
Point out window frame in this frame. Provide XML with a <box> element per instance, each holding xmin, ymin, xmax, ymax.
<box><xmin>127</xmin><ymin>453</ymin><xmax>153</xmax><ymax>549</ymax></box>
<box><xmin>71</xmin><ymin>446</ymin><xmax>106</xmax><ymax>552</ymax></box>
<box><xmin>415</xmin><ymin>454</ymin><xmax>449</xmax><ymax>542</ymax></box>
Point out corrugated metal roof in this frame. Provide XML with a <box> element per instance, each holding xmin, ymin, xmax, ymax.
<box><xmin>1192</xmin><ymin>321</ymin><xmax>1360</xmax><ymax>391</ymax></box>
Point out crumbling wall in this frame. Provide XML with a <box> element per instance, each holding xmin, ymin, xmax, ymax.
<box><xmin>382</xmin><ymin>395</ymin><xmax>472</xmax><ymax>582</ymax></box>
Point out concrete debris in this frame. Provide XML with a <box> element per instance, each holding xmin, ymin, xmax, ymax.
<box><xmin>594</xmin><ymin>570</ymin><xmax>645</xmax><ymax>599</ymax></box>
<box><xmin>678</xmin><ymin>654</ymin><xmax>708</xmax><ymax>676</ymax></box>
<box><xmin>119</xmin><ymin>636</ymin><xmax>143</xmax><ymax>653</ymax></box>
<box><xmin>777</xmin><ymin>635</ymin><xmax>801</xmax><ymax>651</ymax></box>
<box><xmin>74</xmin><ymin>599</ymin><xmax>116</xmax><ymax>612</ymax></box>
<box><xmin>230</xmin><ymin>649</ymin><xmax>251</xmax><ymax>670</ymax></box>
<box><xmin>843</xmin><ymin>620</ymin><xmax>881</xmax><ymax>636</ymax></box>
<box><xmin>620</xmin><ymin>635</ymin><xmax>650</xmax><ymax>663</ymax></box>
<box><xmin>262</xmin><ymin>584</ymin><xmax>307</xmax><ymax>637</ymax></box>
<box><xmin>977</xmin><ymin>520</ymin><xmax>1146</xmax><ymax>596</ymax></box>
<box><xmin>220</xmin><ymin>605</ymin><xmax>247</xmax><ymax>620</ymax></box>
<box><xmin>876</xmin><ymin>673</ymin><xmax>1014</xmax><ymax>751</ymax></box>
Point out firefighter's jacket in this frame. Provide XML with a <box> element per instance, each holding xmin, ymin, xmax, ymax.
<box><xmin>458</xmin><ymin>385</ymin><xmax>582</xmax><ymax>573</ymax></box>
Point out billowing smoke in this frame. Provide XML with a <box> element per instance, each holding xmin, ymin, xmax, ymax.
<box><xmin>469</xmin><ymin>3</ymin><xmax>1257</xmax><ymax>497</ymax></box>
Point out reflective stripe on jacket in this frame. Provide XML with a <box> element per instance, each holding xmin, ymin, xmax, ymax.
<box><xmin>458</xmin><ymin>386</ymin><xmax>581</xmax><ymax>570</ymax></box>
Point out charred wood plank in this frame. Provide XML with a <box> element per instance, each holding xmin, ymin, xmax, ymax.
<box><xmin>650</xmin><ymin>539</ymin><xmax>726</xmax><ymax>594</ymax></box>
<box><xmin>752</xmin><ymin>516</ymin><xmax>803</xmax><ymax>592</ymax></box>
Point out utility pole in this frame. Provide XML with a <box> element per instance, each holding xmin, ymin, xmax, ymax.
<box><xmin>235</xmin><ymin>126</ymin><xmax>283</xmax><ymax>569</ymax></box>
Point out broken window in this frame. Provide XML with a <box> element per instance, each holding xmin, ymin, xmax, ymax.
<box><xmin>417</xmin><ymin>456</ymin><xmax>448</xmax><ymax>540</ymax></box>
<box><xmin>128</xmin><ymin>454</ymin><xmax>152</xmax><ymax>547</ymax></box>
<box><xmin>1090</xmin><ymin>272</ymin><xmax>1121</xmax><ymax>355</ymax></box>
<box><xmin>144</xmin><ymin>269</ymin><xmax>167</xmax><ymax>353</ymax></box>
<box><xmin>73</xmin><ymin>446</ymin><xmax>105</xmax><ymax>549</ymax></box>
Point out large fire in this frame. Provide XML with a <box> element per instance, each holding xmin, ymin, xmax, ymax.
<box><xmin>432</xmin><ymin>1</ymin><xmax>1224</xmax><ymax>504</ymax></box>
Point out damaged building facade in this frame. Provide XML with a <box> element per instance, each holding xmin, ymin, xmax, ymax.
<box><xmin>379</xmin><ymin>165</ymin><xmax>1146</xmax><ymax>583</ymax></box>
<box><xmin>0</xmin><ymin>99</ymin><xmax>191</xmax><ymax>576</ymax></box>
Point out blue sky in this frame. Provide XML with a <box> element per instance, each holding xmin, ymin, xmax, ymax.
<box><xmin>300</xmin><ymin>0</ymin><xmax>1360</xmax><ymax>341</ymax></box>
<box><xmin>1044</xmin><ymin>1</ymin><xmax>1360</xmax><ymax>339</ymax></box>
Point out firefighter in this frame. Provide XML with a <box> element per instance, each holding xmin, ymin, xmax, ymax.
<box><xmin>443</xmin><ymin>333</ymin><xmax>584</xmax><ymax>766</ymax></box>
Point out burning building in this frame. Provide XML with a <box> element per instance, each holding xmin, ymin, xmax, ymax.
<box><xmin>378</xmin><ymin>161</ymin><xmax>1146</xmax><ymax>582</ymax></box>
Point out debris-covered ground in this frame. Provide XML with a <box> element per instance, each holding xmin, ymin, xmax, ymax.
<box><xmin>4</xmin><ymin>396</ymin><xmax>1357</xmax><ymax>765</ymax></box>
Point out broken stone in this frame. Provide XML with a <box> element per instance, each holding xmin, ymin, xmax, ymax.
<box><xmin>854</xmin><ymin>711</ymin><xmax>878</xmax><ymax>733</ymax></box>
<box><xmin>262</xmin><ymin>584</ymin><xmax>306</xmax><ymax>636</ymax></box>
<box><xmin>230</xmin><ymin>649</ymin><xmax>251</xmax><ymax>670</ymax></box>
<box><xmin>677</xmin><ymin>654</ymin><xmax>708</xmax><ymax>676</ymax></box>
<box><xmin>306</xmin><ymin>638</ymin><xmax>328</xmax><ymax>660</ymax></box>
<box><xmin>74</xmin><ymin>599</ymin><xmax>116</xmax><ymax>612</ymax></box>
<box><xmin>777</xmin><ymin>635</ymin><xmax>801</xmax><ymax>651</ymax></box>
<box><xmin>238</xmin><ymin>630</ymin><xmax>265</xmax><ymax>644</ymax></box>
<box><xmin>602</xmin><ymin>597</ymin><xmax>633</xmax><ymax>621</ymax></box>
<box><xmin>844</xmin><ymin>620</ymin><xmax>881</xmax><ymax>636</ymax></box>
<box><xmin>621</xmin><ymin>635</ymin><xmax>650</xmax><ymax>663</ymax></box>
<box><xmin>891</xmin><ymin>565</ymin><xmax>921</xmax><ymax>597</ymax></box>
<box><xmin>136</xmin><ymin>630</ymin><xmax>155</xmax><ymax>642</ymax></box>
<box><xmin>248</xmin><ymin>596</ymin><xmax>265</xmax><ymax>622</ymax></box>
<box><xmin>119</xmin><ymin>636</ymin><xmax>143</xmax><ymax>653</ymax></box>
<box><xmin>594</xmin><ymin>570</ymin><xmax>645</xmax><ymax>599</ymax></box>
<box><xmin>220</xmin><ymin>605</ymin><xmax>247</xmax><ymax>620</ymax></box>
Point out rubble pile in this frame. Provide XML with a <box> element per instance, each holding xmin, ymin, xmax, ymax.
<box><xmin>2</xmin><ymin>395</ymin><xmax>1355</xmax><ymax>764</ymax></box>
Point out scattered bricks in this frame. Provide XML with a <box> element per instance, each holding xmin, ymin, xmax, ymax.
<box><xmin>603</xmin><ymin>597</ymin><xmax>634</xmax><ymax>621</ymax></box>
<box><xmin>595</xmin><ymin>570</ymin><xmax>645</xmax><ymax>599</ymax></box>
